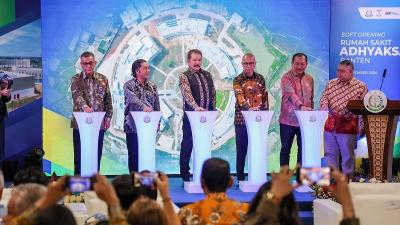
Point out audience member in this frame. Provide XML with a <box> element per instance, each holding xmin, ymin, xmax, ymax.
<box><xmin>111</xmin><ymin>175</ymin><xmax>141</xmax><ymax>211</ymax></box>
<box><xmin>244</xmin><ymin>166</ymin><xmax>359</xmax><ymax>225</ymax></box>
<box><xmin>33</xmin><ymin>204</ymin><xmax>77</xmax><ymax>225</ymax></box>
<box><xmin>13</xmin><ymin>167</ymin><xmax>49</xmax><ymax>186</ymax></box>
<box><xmin>178</xmin><ymin>158</ymin><xmax>248</xmax><ymax>225</ymax></box>
<box><xmin>247</xmin><ymin>181</ymin><xmax>300</xmax><ymax>225</ymax></box>
<box><xmin>127</xmin><ymin>198</ymin><xmax>167</xmax><ymax>225</ymax></box>
<box><xmin>4</xmin><ymin>183</ymin><xmax>46</xmax><ymax>224</ymax></box>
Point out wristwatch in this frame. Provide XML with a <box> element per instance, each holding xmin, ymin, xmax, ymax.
<box><xmin>265</xmin><ymin>191</ymin><xmax>276</xmax><ymax>201</ymax></box>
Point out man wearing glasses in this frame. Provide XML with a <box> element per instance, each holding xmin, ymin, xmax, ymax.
<box><xmin>70</xmin><ymin>51</ymin><xmax>113</xmax><ymax>175</ymax></box>
<box><xmin>233</xmin><ymin>53</ymin><xmax>269</xmax><ymax>183</ymax></box>
<box><xmin>279</xmin><ymin>53</ymin><xmax>314</xmax><ymax>167</ymax></box>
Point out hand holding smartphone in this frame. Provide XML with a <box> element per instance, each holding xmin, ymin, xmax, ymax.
<box><xmin>65</xmin><ymin>176</ymin><xmax>96</xmax><ymax>193</ymax></box>
<box><xmin>297</xmin><ymin>167</ymin><xmax>331</xmax><ymax>186</ymax></box>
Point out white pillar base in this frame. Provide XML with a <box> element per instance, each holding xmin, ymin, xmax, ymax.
<box><xmin>184</xmin><ymin>181</ymin><xmax>203</xmax><ymax>193</ymax></box>
<box><xmin>239</xmin><ymin>181</ymin><xmax>262</xmax><ymax>193</ymax></box>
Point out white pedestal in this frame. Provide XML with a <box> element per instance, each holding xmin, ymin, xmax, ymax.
<box><xmin>239</xmin><ymin>111</ymin><xmax>274</xmax><ymax>192</ymax></box>
<box><xmin>184</xmin><ymin>111</ymin><xmax>218</xmax><ymax>193</ymax></box>
<box><xmin>295</xmin><ymin>111</ymin><xmax>328</xmax><ymax>167</ymax></box>
<box><xmin>73</xmin><ymin>112</ymin><xmax>105</xmax><ymax>176</ymax></box>
<box><xmin>130</xmin><ymin>111</ymin><xmax>162</xmax><ymax>172</ymax></box>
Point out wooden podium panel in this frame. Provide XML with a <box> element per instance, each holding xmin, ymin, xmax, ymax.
<box><xmin>347</xmin><ymin>100</ymin><xmax>400</xmax><ymax>181</ymax></box>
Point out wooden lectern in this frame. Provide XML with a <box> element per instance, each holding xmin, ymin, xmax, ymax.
<box><xmin>347</xmin><ymin>100</ymin><xmax>400</xmax><ymax>181</ymax></box>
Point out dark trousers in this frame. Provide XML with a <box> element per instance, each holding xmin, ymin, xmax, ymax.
<box><xmin>0</xmin><ymin>119</ymin><xmax>4</xmax><ymax>160</ymax></box>
<box><xmin>73</xmin><ymin>129</ymin><xmax>105</xmax><ymax>175</ymax></box>
<box><xmin>235</xmin><ymin>125</ymin><xmax>248</xmax><ymax>180</ymax></box>
<box><xmin>126</xmin><ymin>132</ymin><xmax>139</xmax><ymax>173</ymax></box>
<box><xmin>180</xmin><ymin>115</ymin><xmax>193</xmax><ymax>181</ymax></box>
<box><xmin>279</xmin><ymin>123</ymin><xmax>302</xmax><ymax>166</ymax></box>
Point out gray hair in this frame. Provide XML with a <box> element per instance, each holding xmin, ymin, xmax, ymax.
<box><xmin>242</xmin><ymin>52</ymin><xmax>255</xmax><ymax>60</ymax></box>
<box><xmin>10</xmin><ymin>183</ymin><xmax>46</xmax><ymax>215</ymax></box>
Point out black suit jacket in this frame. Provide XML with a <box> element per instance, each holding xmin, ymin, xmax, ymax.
<box><xmin>0</xmin><ymin>95</ymin><xmax>11</xmax><ymax>120</ymax></box>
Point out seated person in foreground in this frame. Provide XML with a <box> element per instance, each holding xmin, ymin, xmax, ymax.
<box><xmin>178</xmin><ymin>158</ymin><xmax>249</xmax><ymax>225</ymax></box>
<box><xmin>244</xmin><ymin>166</ymin><xmax>360</xmax><ymax>225</ymax></box>
<box><xmin>8</xmin><ymin>173</ymin><xmax>179</xmax><ymax>225</ymax></box>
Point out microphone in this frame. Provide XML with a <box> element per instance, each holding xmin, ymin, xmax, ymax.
<box><xmin>379</xmin><ymin>68</ymin><xmax>387</xmax><ymax>91</ymax></box>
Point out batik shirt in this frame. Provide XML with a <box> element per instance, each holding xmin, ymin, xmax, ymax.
<box><xmin>233</xmin><ymin>72</ymin><xmax>269</xmax><ymax>126</ymax></box>
<box><xmin>123</xmin><ymin>77</ymin><xmax>160</xmax><ymax>133</ymax></box>
<box><xmin>70</xmin><ymin>72</ymin><xmax>113</xmax><ymax>129</ymax></box>
<box><xmin>179</xmin><ymin>68</ymin><xmax>216</xmax><ymax>111</ymax></box>
<box><xmin>279</xmin><ymin>71</ymin><xmax>314</xmax><ymax>127</ymax></box>
<box><xmin>178</xmin><ymin>193</ymin><xmax>249</xmax><ymax>225</ymax></box>
<box><xmin>320</xmin><ymin>77</ymin><xmax>368</xmax><ymax>134</ymax></box>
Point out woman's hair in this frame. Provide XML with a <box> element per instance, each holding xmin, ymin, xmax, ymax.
<box><xmin>33</xmin><ymin>205</ymin><xmax>77</xmax><ymax>225</ymax></box>
<box><xmin>127</xmin><ymin>197</ymin><xmax>168</xmax><ymax>225</ymax></box>
<box><xmin>131</xmin><ymin>59</ymin><xmax>147</xmax><ymax>78</ymax></box>
<box><xmin>111</xmin><ymin>174</ymin><xmax>141</xmax><ymax>211</ymax></box>
<box><xmin>247</xmin><ymin>181</ymin><xmax>300</xmax><ymax>225</ymax></box>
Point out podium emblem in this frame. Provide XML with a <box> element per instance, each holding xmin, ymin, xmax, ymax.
<box><xmin>200</xmin><ymin>116</ymin><xmax>207</xmax><ymax>123</ymax></box>
<box><xmin>363</xmin><ymin>90</ymin><xmax>387</xmax><ymax>113</ymax></box>
<box><xmin>144</xmin><ymin>115</ymin><xmax>151</xmax><ymax>123</ymax></box>
<box><xmin>255</xmin><ymin>115</ymin><xmax>262</xmax><ymax>122</ymax></box>
<box><xmin>309</xmin><ymin>114</ymin><xmax>316</xmax><ymax>122</ymax></box>
<box><xmin>85</xmin><ymin>116</ymin><xmax>93</xmax><ymax>124</ymax></box>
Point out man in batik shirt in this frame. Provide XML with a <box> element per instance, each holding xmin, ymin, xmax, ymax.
<box><xmin>178</xmin><ymin>158</ymin><xmax>248</xmax><ymax>225</ymax></box>
<box><xmin>320</xmin><ymin>60</ymin><xmax>368</xmax><ymax>175</ymax></box>
<box><xmin>124</xmin><ymin>59</ymin><xmax>160</xmax><ymax>173</ymax></box>
<box><xmin>71</xmin><ymin>51</ymin><xmax>113</xmax><ymax>175</ymax></box>
<box><xmin>233</xmin><ymin>53</ymin><xmax>268</xmax><ymax>182</ymax></box>
<box><xmin>179</xmin><ymin>49</ymin><xmax>216</xmax><ymax>181</ymax></box>
<box><xmin>279</xmin><ymin>53</ymin><xmax>314</xmax><ymax>166</ymax></box>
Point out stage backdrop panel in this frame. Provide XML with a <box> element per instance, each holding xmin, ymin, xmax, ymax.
<box><xmin>42</xmin><ymin>0</ymin><xmax>330</xmax><ymax>175</ymax></box>
<box><xmin>330</xmin><ymin>0</ymin><xmax>400</xmax><ymax>158</ymax></box>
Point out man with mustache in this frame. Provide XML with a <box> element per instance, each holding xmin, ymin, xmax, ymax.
<box><xmin>279</xmin><ymin>53</ymin><xmax>314</xmax><ymax>166</ymax></box>
<box><xmin>179</xmin><ymin>49</ymin><xmax>216</xmax><ymax>182</ymax></box>
<box><xmin>124</xmin><ymin>59</ymin><xmax>160</xmax><ymax>173</ymax></box>
<box><xmin>320</xmin><ymin>60</ymin><xmax>368</xmax><ymax>176</ymax></box>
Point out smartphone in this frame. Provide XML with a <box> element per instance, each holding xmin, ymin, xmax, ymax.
<box><xmin>297</xmin><ymin>167</ymin><xmax>331</xmax><ymax>186</ymax></box>
<box><xmin>138</xmin><ymin>172</ymin><xmax>158</xmax><ymax>187</ymax></box>
<box><xmin>66</xmin><ymin>176</ymin><xmax>95</xmax><ymax>193</ymax></box>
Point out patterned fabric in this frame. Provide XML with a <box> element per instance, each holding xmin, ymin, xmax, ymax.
<box><xmin>279</xmin><ymin>71</ymin><xmax>314</xmax><ymax>127</ymax></box>
<box><xmin>123</xmin><ymin>77</ymin><xmax>160</xmax><ymax>133</ymax></box>
<box><xmin>178</xmin><ymin>193</ymin><xmax>248</xmax><ymax>225</ymax></box>
<box><xmin>179</xmin><ymin>68</ymin><xmax>216</xmax><ymax>110</ymax></box>
<box><xmin>233</xmin><ymin>72</ymin><xmax>269</xmax><ymax>125</ymax></box>
<box><xmin>320</xmin><ymin>78</ymin><xmax>368</xmax><ymax>134</ymax></box>
<box><xmin>70</xmin><ymin>72</ymin><xmax>113</xmax><ymax>129</ymax></box>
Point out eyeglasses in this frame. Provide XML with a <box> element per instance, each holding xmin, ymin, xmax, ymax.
<box><xmin>81</xmin><ymin>61</ymin><xmax>95</xmax><ymax>66</ymax></box>
<box><xmin>242</xmin><ymin>62</ymin><xmax>255</xmax><ymax>66</ymax></box>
